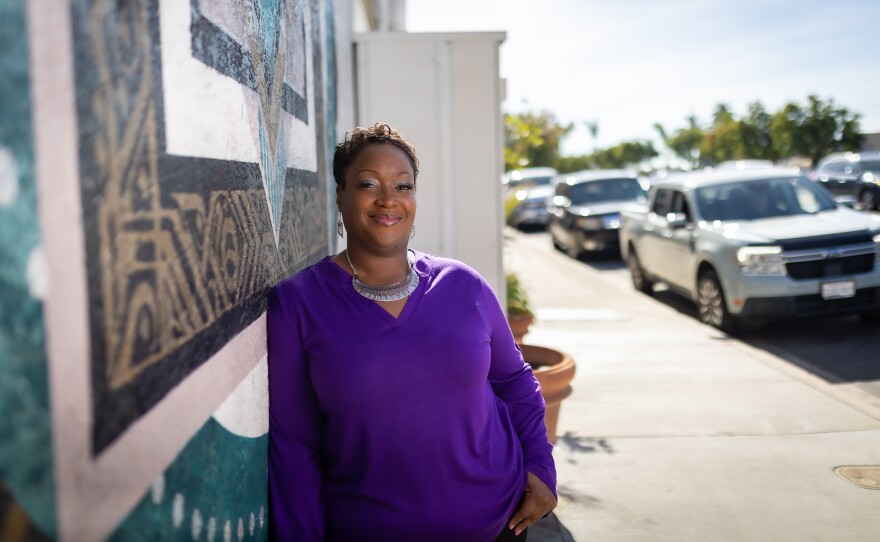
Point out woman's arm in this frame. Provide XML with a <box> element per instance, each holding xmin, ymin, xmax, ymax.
<box><xmin>478</xmin><ymin>279</ymin><xmax>557</xmax><ymax>497</ymax></box>
<box><xmin>267</xmin><ymin>284</ymin><xmax>324</xmax><ymax>540</ymax></box>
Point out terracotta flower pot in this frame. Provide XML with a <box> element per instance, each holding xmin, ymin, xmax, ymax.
<box><xmin>521</xmin><ymin>344</ymin><xmax>576</xmax><ymax>446</ymax></box>
<box><xmin>507</xmin><ymin>313</ymin><xmax>534</xmax><ymax>344</ymax></box>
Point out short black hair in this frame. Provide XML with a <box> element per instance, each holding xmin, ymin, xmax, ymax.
<box><xmin>332</xmin><ymin>123</ymin><xmax>419</xmax><ymax>188</ymax></box>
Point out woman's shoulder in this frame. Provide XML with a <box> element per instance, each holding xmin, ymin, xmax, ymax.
<box><xmin>414</xmin><ymin>251</ymin><xmax>486</xmax><ymax>285</ymax></box>
<box><xmin>272</xmin><ymin>255</ymin><xmax>337</xmax><ymax>296</ymax></box>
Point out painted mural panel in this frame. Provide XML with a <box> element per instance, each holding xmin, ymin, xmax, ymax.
<box><xmin>71</xmin><ymin>0</ymin><xmax>329</xmax><ymax>454</ymax></box>
<box><xmin>0</xmin><ymin>0</ymin><xmax>56</xmax><ymax>538</ymax></box>
<box><xmin>11</xmin><ymin>0</ymin><xmax>339</xmax><ymax>539</ymax></box>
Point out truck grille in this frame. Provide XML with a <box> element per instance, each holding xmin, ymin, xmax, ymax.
<box><xmin>787</xmin><ymin>254</ymin><xmax>874</xmax><ymax>279</ymax></box>
<box><xmin>781</xmin><ymin>234</ymin><xmax>877</xmax><ymax>280</ymax></box>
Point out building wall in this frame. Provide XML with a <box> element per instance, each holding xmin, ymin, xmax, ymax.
<box><xmin>0</xmin><ymin>0</ymin><xmax>349</xmax><ymax>539</ymax></box>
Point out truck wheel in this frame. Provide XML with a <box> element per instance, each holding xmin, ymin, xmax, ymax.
<box><xmin>697</xmin><ymin>269</ymin><xmax>738</xmax><ymax>333</ymax></box>
<box><xmin>857</xmin><ymin>189</ymin><xmax>877</xmax><ymax>211</ymax></box>
<box><xmin>551</xmin><ymin>230</ymin><xmax>564</xmax><ymax>252</ymax></box>
<box><xmin>627</xmin><ymin>249</ymin><xmax>653</xmax><ymax>294</ymax></box>
<box><xmin>567</xmin><ymin>231</ymin><xmax>584</xmax><ymax>260</ymax></box>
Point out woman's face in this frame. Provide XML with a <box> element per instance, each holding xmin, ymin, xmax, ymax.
<box><xmin>337</xmin><ymin>143</ymin><xmax>416</xmax><ymax>254</ymax></box>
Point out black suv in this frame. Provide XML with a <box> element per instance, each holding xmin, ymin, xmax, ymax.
<box><xmin>812</xmin><ymin>151</ymin><xmax>880</xmax><ymax>211</ymax></box>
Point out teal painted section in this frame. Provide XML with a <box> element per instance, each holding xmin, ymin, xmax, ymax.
<box><xmin>108</xmin><ymin>418</ymin><xmax>268</xmax><ymax>542</ymax></box>
<box><xmin>259</xmin><ymin>109</ymin><xmax>287</xmax><ymax>242</ymax></box>
<box><xmin>255</xmin><ymin>0</ymin><xmax>281</xmax><ymax>63</ymax></box>
<box><xmin>0</xmin><ymin>0</ymin><xmax>57</xmax><ymax>537</ymax></box>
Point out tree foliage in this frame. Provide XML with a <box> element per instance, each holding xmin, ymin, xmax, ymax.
<box><xmin>504</xmin><ymin>112</ymin><xmax>572</xmax><ymax>171</ymax></box>
<box><xmin>655</xmin><ymin>95</ymin><xmax>864</xmax><ymax>167</ymax></box>
<box><xmin>768</xmin><ymin>95</ymin><xmax>864</xmax><ymax>165</ymax></box>
<box><xmin>504</xmin><ymin>95</ymin><xmax>864</xmax><ymax>175</ymax></box>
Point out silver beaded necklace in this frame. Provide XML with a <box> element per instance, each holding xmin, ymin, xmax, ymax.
<box><xmin>345</xmin><ymin>249</ymin><xmax>419</xmax><ymax>302</ymax></box>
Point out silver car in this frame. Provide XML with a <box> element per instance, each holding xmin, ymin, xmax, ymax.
<box><xmin>619</xmin><ymin>167</ymin><xmax>880</xmax><ymax>331</ymax></box>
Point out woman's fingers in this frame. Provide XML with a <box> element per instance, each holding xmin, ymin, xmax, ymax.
<box><xmin>508</xmin><ymin>472</ymin><xmax>557</xmax><ymax>535</ymax></box>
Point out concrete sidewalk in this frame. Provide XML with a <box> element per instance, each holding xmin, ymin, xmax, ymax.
<box><xmin>506</xmin><ymin>229</ymin><xmax>880</xmax><ymax>542</ymax></box>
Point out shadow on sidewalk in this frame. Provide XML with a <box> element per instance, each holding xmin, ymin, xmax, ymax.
<box><xmin>647</xmin><ymin>287</ymin><xmax>880</xmax><ymax>384</ymax></box>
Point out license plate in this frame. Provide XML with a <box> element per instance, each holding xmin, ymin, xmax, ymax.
<box><xmin>821</xmin><ymin>280</ymin><xmax>855</xmax><ymax>300</ymax></box>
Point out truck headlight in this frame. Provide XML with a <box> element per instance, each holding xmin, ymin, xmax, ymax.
<box><xmin>736</xmin><ymin>246</ymin><xmax>786</xmax><ymax>276</ymax></box>
<box><xmin>602</xmin><ymin>214</ymin><xmax>621</xmax><ymax>229</ymax></box>
<box><xmin>874</xmin><ymin>233</ymin><xmax>880</xmax><ymax>263</ymax></box>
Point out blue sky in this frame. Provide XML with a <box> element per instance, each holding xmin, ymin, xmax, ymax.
<box><xmin>407</xmin><ymin>0</ymin><xmax>880</xmax><ymax>156</ymax></box>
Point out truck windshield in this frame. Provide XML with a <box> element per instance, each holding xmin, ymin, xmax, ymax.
<box><xmin>694</xmin><ymin>176</ymin><xmax>837</xmax><ymax>221</ymax></box>
<box><xmin>569</xmin><ymin>178</ymin><xmax>645</xmax><ymax>205</ymax></box>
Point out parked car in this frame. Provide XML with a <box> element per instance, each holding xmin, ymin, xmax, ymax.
<box><xmin>506</xmin><ymin>184</ymin><xmax>555</xmax><ymax>230</ymax></box>
<box><xmin>812</xmin><ymin>151</ymin><xmax>880</xmax><ymax>211</ymax></box>
<box><xmin>715</xmin><ymin>159</ymin><xmax>775</xmax><ymax>171</ymax></box>
<box><xmin>548</xmin><ymin>170</ymin><xmax>648</xmax><ymax>258</ymax></box>
<box><xmin>502</xmin><ymin>167</ymin><xmax>558</xmax><ymax>193</ymax></box>
<box><xmin>619</xmin><ymin>167</ymin><xmax>880</xmax><ymax>331</ymax></box>
<box><xmin>502</xmin><ymin>167</ymin><xmax>558</xmax><ymax>226</ymax></box>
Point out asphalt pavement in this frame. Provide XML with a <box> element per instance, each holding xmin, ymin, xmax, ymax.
<box><xmin>507</xmin><ymin>228</ymin><xmax>880</xmax><ymax>542</ymax></box>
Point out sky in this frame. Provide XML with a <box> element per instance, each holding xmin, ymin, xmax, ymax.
<box><xmin>406</xmin><ymin>0</ymin><xmax>880</xmax><ymax>156</ymax></box>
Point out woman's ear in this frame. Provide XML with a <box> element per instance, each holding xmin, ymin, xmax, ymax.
<box><xmin>335</xmin><ymin>184</ymin><xmax>343</xmax><ymax>210</ymax></box>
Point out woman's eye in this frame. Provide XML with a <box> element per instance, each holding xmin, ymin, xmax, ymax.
<box><xmin>357</xmin><ymin>180</ymin><xmax>378</xmax><ymax>189</ymax></box>
<box><xmin>397</xmin><ymin>183</ymin><xmax>415</xmax><ymax>191</ymax></box>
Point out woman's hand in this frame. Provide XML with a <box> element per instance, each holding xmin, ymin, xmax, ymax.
<box><xmin>508</xmin><ymin>471</ymin><xmax>557</xmax><ymax>535</ymax></box>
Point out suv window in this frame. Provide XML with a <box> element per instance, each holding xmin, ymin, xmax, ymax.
<box><xmin>820</xmin><ymin>161</ymin><xmax>845</xmax><ymax>175</ymax></box>
<box><xmin>670</xmin><ymin>191</ymin><xmax>691</xmax><ymax>221</ymax></box>
<box><xmin>652</xmin><ymin>188</ymin><xmax>673</xmax><ymax>215</ymax></box>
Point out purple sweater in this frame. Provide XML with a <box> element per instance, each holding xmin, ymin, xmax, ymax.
<box><xmin>267</xmin><ymin>252</ymin><xmax>556</xmax><ymax>541</ymax></box>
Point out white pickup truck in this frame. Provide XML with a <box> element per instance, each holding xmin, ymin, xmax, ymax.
<box><xmin>619</xmin><ymin>167</ymin><xmax>880</xmax><ymax>332</ymax></box>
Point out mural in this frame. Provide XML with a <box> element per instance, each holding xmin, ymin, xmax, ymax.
<box><xmin>3</xmin><ymin>0</ymin><xmax>340</xmax><ymax>539</ymax></box>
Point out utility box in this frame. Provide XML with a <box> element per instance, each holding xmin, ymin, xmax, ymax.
<box><xmin>353</xmin><ymin>31</ymin><xmax>507</xmax><ymax>299</ymax></box>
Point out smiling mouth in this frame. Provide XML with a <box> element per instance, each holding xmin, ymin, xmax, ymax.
<box><xmin>371</xmin><ymin>214</ymin><xmax>402</xmax><ymax>226</ymax></box>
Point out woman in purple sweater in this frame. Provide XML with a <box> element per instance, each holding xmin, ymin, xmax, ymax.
<box><xmin>267</xmin><ymin>123</ymin><xmax>556</xmax><ymax>541</ymax></box>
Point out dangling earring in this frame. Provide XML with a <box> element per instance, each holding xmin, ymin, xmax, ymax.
<box><xmin>337</xmin><ymin>214</ymin><xmax>344</xmax><ymax>238</ymax></box>
<box><xmin>410</xmin><ymin>224</ymin><xmax>416</xmax><ymax>239</ymax></box>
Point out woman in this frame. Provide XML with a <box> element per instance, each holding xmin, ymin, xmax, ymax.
<box><xmin>268</xmin><ymin>123</ymin><xmax>556</xmax><ymax>541</ymax></box>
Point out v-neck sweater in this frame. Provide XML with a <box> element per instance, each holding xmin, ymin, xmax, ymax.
<box><xmin>267</xmin><ymin>251</ymin><xmax>556</xmax><ymax>541</ymax></box>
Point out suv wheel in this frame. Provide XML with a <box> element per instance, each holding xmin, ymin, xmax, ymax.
<box><xmin>697</xmin><ymin>269</ymin><xmax>737</xmax><ymax>333</ymax></box>
<box><xmin>567</xmin><ymin>231</ymin><xmax>584</xmax><ymax>260</ymax></box>
<box><xmin>627</xmin><ymin>248</ymin><xmax>653</xmax><ymax>294</ymax></box>
<box><xmin>857</xmin><ymin>189</ymin><xmax>877</xmax><ymax>211</ymax></box>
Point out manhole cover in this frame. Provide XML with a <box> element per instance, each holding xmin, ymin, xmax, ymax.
<box><xmin>835</xmin><ymin>466</ymin><xmax>880</xmax><ymax>490</ymax></box>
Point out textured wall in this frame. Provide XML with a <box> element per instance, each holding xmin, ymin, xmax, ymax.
<box><xmin>1</xmin><ymin>0</ymin><xmax>340</xmax><ymax>539</ymax></box>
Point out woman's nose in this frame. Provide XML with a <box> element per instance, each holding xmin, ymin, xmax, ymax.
<box><xmin>376</xmin><ymin>185</ymin><xmax>397</xmax><ymax>206</ymax></box>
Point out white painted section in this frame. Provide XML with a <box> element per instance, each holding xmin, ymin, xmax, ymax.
<box><xmin>354</xmin><ymin>32</ymin><xmax>507</xmax><ymax>297</ymax></box>
<box><xmin>159</xmin><ymin>0</ymin><xmax>317</xmax><ymax>172</ymax></box>
<box><xmin>192</xmin><ymin>509</ymin><xmax>203</xmax><ymax>540</ymax></box>
<box><xmin>0</xmin><ymin>146</ymin><xmax>18</xmax><ymax>206</ymax></box>
<box><xmin>26</xmin><ymin>245</ymin><xmax>48</xmax><ymax>300</ymax></box>
<box><xmin>172</xmin><ymin>493</ymin><xmax>185</xmax><ymax>528</ymax></box>
<box><xmin>212</xmin><ymin>355</ymin><xmax>269</xmax><ymax>438</ymax></box>
<box><xmin>150</xmin><ymin>474</ymin><xmax>165</xmax><ymax>504</ymax></box>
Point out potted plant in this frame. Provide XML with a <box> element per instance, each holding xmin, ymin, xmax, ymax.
<box><xmin>506</xmin><ymin>272</ymin><xmax>533</xmax><ymax>344</ymax></box>
<box><xmin>505</xmin><ymin>272</ymin><xmax>576</xmax><ymax>445</ymax></box>
<box><xmin>521</xmin><ymin>344</ymin><xmax>576</xmax><ymax>446</ymax></box>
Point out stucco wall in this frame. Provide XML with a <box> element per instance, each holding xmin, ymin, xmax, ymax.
<box><xmin>0</xmin><ymin>0</ymin><xmax>346</xmax><ymax>539</ymax></box>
